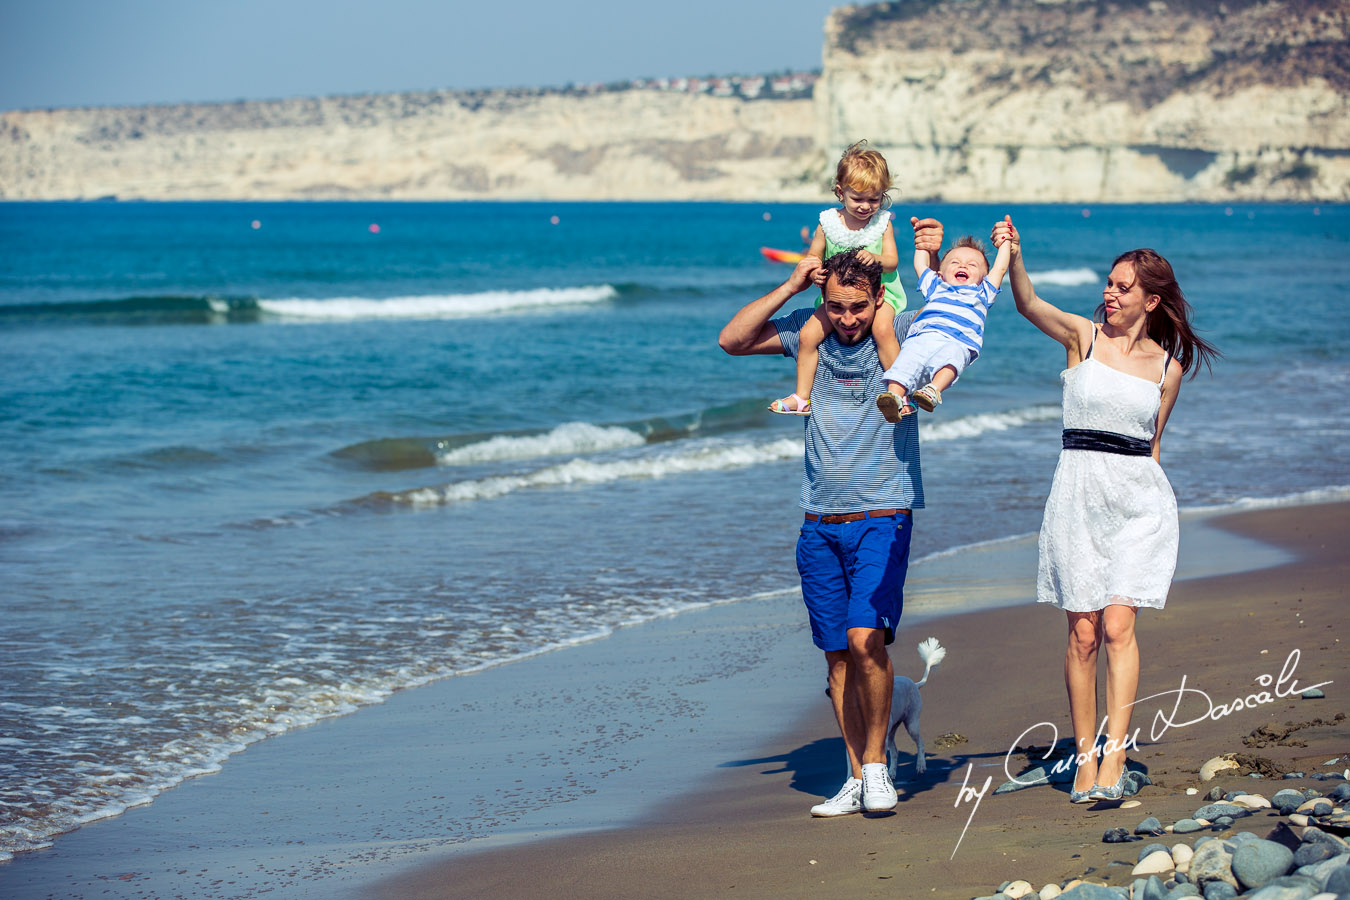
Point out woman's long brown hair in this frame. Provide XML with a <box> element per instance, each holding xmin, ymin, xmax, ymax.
<box><xmin>1096</xmin><ymin>248</ymin><xmax>1220</xmax><ymax>379</ymax></box>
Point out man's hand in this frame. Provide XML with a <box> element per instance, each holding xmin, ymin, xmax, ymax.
<box><xmin>911</xmin><ymin>217</ymin><xmax>943</xmax><ymax>254</ymax></box>
<box><xmin>789</xmin><ymin>254</ymin><xmax>824</xmax><ymax>288</ymax></box>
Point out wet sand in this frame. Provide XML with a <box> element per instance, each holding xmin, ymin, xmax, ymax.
<box><xmin>2</xmin><ymin>502</ymin><xmax>1344</xmax><ymax>900</ymax></box>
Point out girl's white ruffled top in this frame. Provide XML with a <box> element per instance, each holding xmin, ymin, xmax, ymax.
<box><xmin>818</xmin><ymin>209</ymin><xmax>890</xmax><ymax>251</ymax></box>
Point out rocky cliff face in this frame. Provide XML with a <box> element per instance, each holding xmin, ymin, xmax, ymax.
<box><xmin>0</xmin><ymin>89</ymin><xmax>820</xmax><ymax>201</ymax></box>
<box><xmin>818</xmin><ymin>0</ymin><xmax>1349</xmax><ymax>201</ymax></box>
<box><xmin>1</xmin><ymin>0</ymin><xmax>1345</xmax><ymax>202</ymax></box>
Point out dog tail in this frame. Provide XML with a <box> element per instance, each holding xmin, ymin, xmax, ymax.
<box><xmin>913</xmin><ymin>637</ymin><xmax>946</xmax><ymax>688</ymax></box>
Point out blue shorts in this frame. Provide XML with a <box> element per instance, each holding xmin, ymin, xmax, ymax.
<box><xmin>795</xmin><ymin>512</ymin><xmax>912</xmax><ymax>652</ymax></box>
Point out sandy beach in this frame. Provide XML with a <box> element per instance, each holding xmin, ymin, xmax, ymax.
<box><xmin>2</xmin><ymin>501</ymin><xmax>1345</xmax><ymax>900</ymax></box>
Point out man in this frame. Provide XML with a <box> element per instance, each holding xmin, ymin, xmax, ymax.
<box><xmin>718</xmin><ymin>220</ymin><xmax>941</xmax><ymax>816</ymax></box>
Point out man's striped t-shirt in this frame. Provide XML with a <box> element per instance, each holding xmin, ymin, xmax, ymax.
<box><xmin>773</xmin><ymin>308</ymin><xmax>924</xmax><ymax>514</ymax></box>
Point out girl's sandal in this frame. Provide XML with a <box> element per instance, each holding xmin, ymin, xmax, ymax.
<box><xmin>769</xmin><ymin>393</ymin><xmax>811</xmax><ymax>416</ymax></box>
<box><xmin>876</xmin><ymin>392</ymin><xmax>914</xmax><ymax>423</ymax></box>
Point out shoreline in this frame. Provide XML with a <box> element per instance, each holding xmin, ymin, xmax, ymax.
<box><xmin>367</xmin><ymin>500</ymin><xmax>1348</xmax><ymax>900</ymax></box>
<box><xmin>1</xmin><ymin>501</ymin><xmax>1345</xmax><ymax>899</ymax></box>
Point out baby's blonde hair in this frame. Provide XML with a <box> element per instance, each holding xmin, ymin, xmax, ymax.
<box><xmin>834</xmin><ymin>140</ymin><xmax>893</xmax><ymax>209</ymax></box>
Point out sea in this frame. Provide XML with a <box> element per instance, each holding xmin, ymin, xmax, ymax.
<box><xmin>1</xmin><ymin>200</ymin><xmax>1347</xmax><ymax>862</ymax></box>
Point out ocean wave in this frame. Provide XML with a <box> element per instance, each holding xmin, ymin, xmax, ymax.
<box><xmin>920</xmin><ymin>404</ymin><xmax>1061</xmax><ymax>442</ymax></box>
<box><xmin>258</xmin><ymin>285</ymin><xmax>617</xmax><ymax>321</ymax></box>
<box><xmin>1027</xmin><ymin>267</ymin><xmax>1098</xmax><ymax>287</ymax></box>
<box><xmin>386</xmin><ymin>437</ymin><xmax>803</xmax><ymax>507</ymax></box>
<box><xmin>436</xmin><ymin>422</ymin><xmax>646</xmax><ymax>465</ymax></box>
<box><xmin>1180</xmin><ymin>484</ymin><xmax>1350</xmax><ymax>514</ymax></box>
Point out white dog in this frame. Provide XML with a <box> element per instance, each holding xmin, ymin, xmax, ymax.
<box><xmin>832</xmin><ymin>637</ymin><xmax>946</xmax><ymax>781</ymax></box>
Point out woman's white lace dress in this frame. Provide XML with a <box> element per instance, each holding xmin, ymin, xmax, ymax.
<box><xmin>1036</xmin><ymin>351</ymin><xmax>1178</xmax><ymax>612</ymax></box>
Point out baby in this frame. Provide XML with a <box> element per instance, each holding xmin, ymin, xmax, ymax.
<box><xmin>876</xmin><ymin>230</ymin><xmax>1010</xmax><ymax>422</ymax></box>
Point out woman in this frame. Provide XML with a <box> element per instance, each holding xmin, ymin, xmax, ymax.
<box><xmin>993</xmin><ymin>216</ymin><xmax>1218</xmax><ymax>802</ymax></box>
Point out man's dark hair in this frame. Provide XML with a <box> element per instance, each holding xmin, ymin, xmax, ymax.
<box><xmin>820</xmin><ymin>249</ymin><xmax>882</xmax><ymax>296</ymax></box>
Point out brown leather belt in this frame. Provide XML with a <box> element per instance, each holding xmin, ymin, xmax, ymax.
<box><xmin>804</xmin><ymin>509</ymin><xmax>909</xmax><ymax>525</ymax></box>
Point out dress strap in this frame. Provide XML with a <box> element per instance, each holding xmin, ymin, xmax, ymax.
<box><xmin>1084</xmin><ymin>324</ymin><xmax>1098</xmax><ymax>359</ymax></box>
<box><xmin>1158</xmin><ymin>352</ymin><xmax>1171</xmax><ymax>389</ymax></box>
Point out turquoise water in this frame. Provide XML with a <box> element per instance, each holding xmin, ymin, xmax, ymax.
<box><xmin>1</xmin><ymin>200</ymin><xmax>1347</xmax><ymax>859</ymax></box>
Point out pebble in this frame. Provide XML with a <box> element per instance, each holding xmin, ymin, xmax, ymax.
<box><xmin>1241</xmin><ymin>874</ymin><xmax>1322</xmax><ymax>899</ymax></box>
<box><xmin>1290</xmin><ymin>814</ymin><xmax>1310</xmax><ymax>826</ymax></box>
<box><xmin>1136</xmin><ymin>817</ymin><xmax>1165</xmax><ymax>835</ymax></box>
<box><xmin>1326</xmin><ymin>865</ymin><xmax>1350</xmax><ymax>894</ymax></box>
<box><xmin>1040</xmin><ymin>884</ymin><xmax>1062</xmax><ymax>900</ymax></box>
<box><xmin>1104</xmin><ymin>826</ymin><xmax>1135</xmax><ymax>843</ymax></box>
<box><xmin>1215</xmin><ymin>816</ymin><xmax>1235</xmax><ymax>827</ymax></box>
<box><xmin>995</xmin><ymin>772</ymin><xmax>1045</xmax><ymax>794</ymax></box>
<box><xmin>1136</xmin><ymin>874</ymin><xmax>1169</xmax><ymax>900</ymax></box>
<box><xmin>1300</xmin><ymin>826</ymin><xmax>1350</xmax><ymax>851</ymax></box>
<box><xmin>1301</xmin><ymin>688</ymin><xmax>1325</xmax><ymax>699</ymax></box>
<box><xmin>1190</xmin><ymin>840</ymin><xmax>1239</xmax><ymax>891</ymax></box>
<box><xmin>1173</xmin><ymin>844</ymin><xmax>1195</xmax><ymax>866</ymax></box>
<box><xmin>1274</xmin><ymin>789</ymin><xmax>1308</xmax><ymax>812</ymax></box>
<box><xmin>1174</xmin><ymin>818</ymin><xmax>1205</xmax><ymax>834</ymax></box>
<box><xmin>1291</xmin><ymin>842</ymin><xmax>1339</xmax><ymax>868</ymax></box>
<box><xmin>1284</xmin><ymin>772</ymin><xmax>1308</xmax><ymax>779</ymax></box>
<box><xmin>1202</xmin><ymin>883</ymin><xmax>1238</xmax><ymax>900</ymax></box>
<box><xmin>1296</xmin><ymin>799</ymin><xmax>1334</xmax><ymax>816</ymax></box>
<box><xmin>1297</xmin><ymin>854</ymin><xmax>1350</xmax><ymax>885</ymax></box>
<box><xmin>1187</xmin><ymin>788</ymin><xmax>1199</xmax><ymax>796</ymax></box>
<box><xmin>1232</xmin><ymin>839</ymin><xmax>1295</xmax><ymax>890</ymax></box>
<box><xmin>1121</xmin><ymin>799</ymin><xmax>1142</xmax><ymax>809</ymax></box>
<box><xmin>1330</xmin><ymin>784</ymin><xmax>1350</xmax><ymax>802</ymax></box>
<box><xmin>1233</xmin><ymin>794</ymin><xmax>1272</xmax><ymax>809</ymax></box>
<box><xmin>1139</xmin><ymin>843</ymin><xmax>1172</xmax><ymax>862</ymax></box>
<box><xmin>1004</xmin><ymin>880</ymin><xmax>1035</xmax><ymax>898</ymax></box>
<box><xmin>1054</xmin><ymin>884</ymin><xmax>1122</xmax><ymax>899</ymax></box>
<box><xmin>1133</xmin><ymin>851</ymin><xmax>1176</xmax><ymax>876</ymax></box>
<box><xmin>1201</xmin><ymin>756</ymin><xmax>1240</xmax><ymax>782</ymax></box>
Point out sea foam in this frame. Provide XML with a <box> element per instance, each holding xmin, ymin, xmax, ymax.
<box><xmin>437</xmin><ymin>422</ymin><xmax>646</xmax><ymax>466</ymax></box>
<box><xmin>258</xmin><ymin>285</ymin><xmax>617</xmax><ymax>321</ymax></box>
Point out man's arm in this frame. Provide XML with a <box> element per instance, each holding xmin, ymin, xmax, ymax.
<box><xmin>718</xmin><ymin>256</ymin><xmax>820</xmax><ymax>356</ymax></box>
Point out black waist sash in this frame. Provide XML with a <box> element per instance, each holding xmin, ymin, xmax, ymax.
<box><xmin>1061</xmin><ymin>428</ymin><xmax>1151</xmax><ymax>456</ymax></box>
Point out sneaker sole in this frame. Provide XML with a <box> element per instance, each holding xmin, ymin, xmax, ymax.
<box><xmin>810</xmin><ymin>806</ymin><xmax>863</xmax><ymax>817</ymax></box>
<box><xmin>912</xmin><ymin>392</ymin><xmax>938</xmax><ymax>412</ymax></box>
<box><xmin>876</xmin><ymin>394</ymin><xmax>911</xmax><ymax>423</ymax></box>
<box><xmin>862</xmin><ymin>797</ymin><xmax>898</xmax><ymax>811</ymax></box>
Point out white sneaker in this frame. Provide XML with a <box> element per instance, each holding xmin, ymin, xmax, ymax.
<box><xmin>861</xmin><ymin>763</ymin><xmax>898</xmax><ymax>811</ymax></box>
<box><xmin>810</xmin><ymin>778</ymin><xmax>862</xmax><ymax>817</ymax></box>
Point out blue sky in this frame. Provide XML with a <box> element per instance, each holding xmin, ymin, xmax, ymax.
<box><xmin>0</xmin><ymin>0</ymin><xmax>844</xmax><ymax>110</ymax></box>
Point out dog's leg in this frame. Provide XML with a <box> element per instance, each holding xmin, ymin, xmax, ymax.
<box><xmin>906</xmin><ymin>694</ymin><xmax>926</xmax><ymax>775</ymax></box>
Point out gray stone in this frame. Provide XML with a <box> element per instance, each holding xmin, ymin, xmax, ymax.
<box><xmin>1274</xmin><ymin>789</ymin><xmax>1308</xmax><ymax>813</ymax></box>
<box><xmin>1201</xmin><ymin>881</ymin><xmax>1237</xmax><ymax>900</ymax></box>
<box><xmin>1136</xmin><ymin>818</ymin><xmax>1165</xmax><ymax>835</ymax></box>
<box><xmin>1250</xmin><ymin>773</ymin><xmax>1265</xmax><ymax>778</ymax></box>
<box><xmin>1330</xmin><ymin>783</ymin><xmax>1350</xmax><ymax>803</ymax></box>
<box><xmin>1166</xmin><ymin>885</ymin><xmax>1200</xmax><ymax>897</ymax></box>
<box><xmin>1195</xmin><ymin>802</ymin><xmax>1253</xmax><ymax>821</ymax></box>
<box><xmin>1284</xmin><ymin>772</ymin><xmax>1307</xmax><ymax>779</ymax></box>
<box><xmin>1294</xmin><ymin>853</ymin><xmax>1350</xmax><ymax>886</ymax></box>
<box><xmin>1229</xmin><ymin>832</ymin><xmax>1261</xmax><ymax>846</ymax></box>
<box><xmin>1299</xmin><ymin>826</ymin><xmax>1349</xmax><ymax>850</ymax></box>
<box><xmin>1207</xmin><ymin>786</ymin><xmax>1226</xmax><ymax>801</ymax></box>
<box><xmin>1300</xmin><ymin>688</ymin><xmax>1325</xmax><ymax>699</ymax></box>
<box><xmin>1242</xmin><ymin>874</ymin><xmax>1321</xmax><ymax>899</ymax></box>
<box><xmin>1215</xmin><ymin>816</ymin><xmax>1234</xmax><ymax>827</ymax></box>
<box><xmin>1174</xmin><ymin>818</ymin><xmax>1205</xmax><ymax>834</ymax></box>
<box><xmin>994</xmin><ymin>770</ymin><xmax>1045</xmax><ymax>794</ymax></box>
<box><xmin>1056</xmin><ymin>884</ymin><xmax>1127</xmax><ymax>900</ymax></box>
<box><xmin>1191</xmin><ymin>840</ymin><xmax>1239</xmax><ymax>890</ymax></box>
<box><xmin>1304</xmin><ymin>788</ymin><xmax>1324</xmax><ymax>800</ymax></box>
<box><xmin>1292</xmin><ymin>841</ymin><xmax>1339</xmax><ymax>868</ymax></box>
<box><xmin>1233</xmin><ymin>839</ymin><xmax>1296</xmax><ymax>890</ymax></box>
<box><xmin>1326</xmin><ymin>862</ymin><xmax>1350</xmax><ymax>895</ymax></box>
<box><xmin>1140</xmin><ymin>874</ymin><xmax>1169</xmax><ymax>900</ymax></box>
<box><xmin>1104</xmin><ymin>826</ymin><xmax>1135</xmax><ymax>843</ymax></box>
<box><xmin>1306</xmin><ymin>800</ymin><xmax>1334</xmax><ymax>816</ymax></box>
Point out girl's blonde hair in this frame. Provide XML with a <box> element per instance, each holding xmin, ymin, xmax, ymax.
<box><xmin>834</xmin><ymin>140</ymin><xmax>893</xmax><ymax>209</ymax></box>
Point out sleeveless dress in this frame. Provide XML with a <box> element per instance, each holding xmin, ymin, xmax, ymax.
<box><xmin>1036</xmin><ymin>329</ymin><xmax>1177</xmax><ymax>611</ymax></box>
<box><xmin>814</xmin><ymin>209</ymin><xmax>907</xmax><ymax>313</ymax></box>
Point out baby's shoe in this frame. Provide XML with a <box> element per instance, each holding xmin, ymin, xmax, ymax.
<box><xmin>912</xmin><ymin>383</ymin><xmax>943</xmax><ymax>412</ymax></box>
<box><xmin>875</xmin><ymin>391</ymin><xmax>914</xmax><ymax>424</ymax></box>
